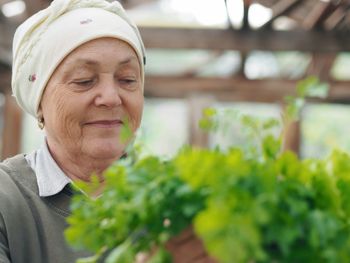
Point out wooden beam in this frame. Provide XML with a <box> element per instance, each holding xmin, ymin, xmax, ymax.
<box><xmin>0</xmin><ymin>22</ymin><xmax>15</xmax><ymax>48</ymax></box>
<box><xmin>261</xmin><ymin>0</ymin><xmax>302</xmax><ymax>28</ymax></box>
<box><xmin>0</xmin><ymin>45</ymin><xmax>12</xmax><ymax>66</ymax></box>
<box><xmin>306</xmin><ymin>53</ymin><xmax>337</xmax><ymax>81</ymax></box>
<box><xmin>224</xmin><ymin>0</ymin><xmax>234</xmax><ymax>29</ymax></box>
<box><xmin>1</xmin><ymin>94</ymin><xmax>22</xmax><ymax>160</ymax></box>
<box><xmin>145</xmin><ymin>76</ymin><xmax>290</xmax><ymax>102</ymax></box>
<box><xmin>338</xmin><ymin>12</ymin><xmax>350</xmax><ymax>30</ymax></box>
<box><xmin>0</xmin><ymin>0</ymin><xmax>15</xmax><ymax>4</ymax></box>
<box><xmin>0</xmin><ymin>69</ymin><xmax>11</xmax><ymax>93</ymax></box>
<box><xmin>255</xmin><ymin>0</ymin><xmax>274</xmax><ymax>8</ymax></box>
<box><xmin>140</xmin><ymin>27</ymin><xmax>350</xmax><ymax>52</ymax></box>
<box><xmin>188</xmin><ymin>95</ymin><xmax>214</xmax><ymax>147</ymax></box>
<box><xmin>302</xmin><ymin>1</ymin><xmax>332</xmax><ymax>30</ymax></box>
<box><xmin>144</xmin><ymin>75</ymin><xmax>350</xmax><ymax>103</ymax></box>
<box><xmin>238</xmin><ymin>52</ymin><xmax>247</xmax><ymax>77</ymax></box>
<box><xmin>282</xmin><ymin>118</ymin><xmax>301</xmax><ymax>155</ymax></box>
<box><xmin>0</xmin><ymin>20</ymin><xmax>16</xmax><ymax>66</ymax></box>
<box><xmin>243</xmin><ymin>0</ymin><xmax>251</xmax><ymax>29</ymax></box>
<box><xmin>324</xmin><ymin>5</ymin><xmax>346</xmax><ymax>30</ymax></box>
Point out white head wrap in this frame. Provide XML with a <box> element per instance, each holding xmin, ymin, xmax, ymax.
<box><xmin>12</xmin><ymin>0</ymin><xmax>146</xmax><ymax>118</ymax></box>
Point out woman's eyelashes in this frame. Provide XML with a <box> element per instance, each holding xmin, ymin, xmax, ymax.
<box><xmin>119</xmin><ymin>78</ymin><xmax>137</xmax><ymax>86</ymax></box>
<box><xmin>74</xmin><ymin>79</ymin><xmax>95</xmax><ymax>86</ymax></box>
<box><xmin>70</xmin><ymin>75</ymin><xmax>97</xmax><ymax>89</ymax></box>
<box><xmin>120</xmin><ymin>78</ymin><xmax>136</xmax><ymax>83</ymax></box>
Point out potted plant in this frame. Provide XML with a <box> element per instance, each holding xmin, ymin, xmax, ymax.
<box><xmin>65</xmin><ymin>77</ymin><xmax>350</xmax><ymax>263</ymax></box>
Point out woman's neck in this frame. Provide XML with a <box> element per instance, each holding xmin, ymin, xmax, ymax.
<box><xmin>45</xmin><ymin>139</ymin><xmax>121</xmax><ymax>183</ymax></box>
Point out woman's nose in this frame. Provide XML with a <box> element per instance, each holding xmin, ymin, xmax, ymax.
<box><xmin>94</xmin><ymin>79</ymin><xmax>122</xmax><ymax>107</ymax></box>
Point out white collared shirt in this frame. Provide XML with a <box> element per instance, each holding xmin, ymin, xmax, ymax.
<box><xmin>25</xmin><ymin>141</ymin><xmax>72</xmax><ymax>197</ymax></box>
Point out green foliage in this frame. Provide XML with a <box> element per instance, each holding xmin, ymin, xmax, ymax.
<box><xmin>120</xmin><ymin>118</ymin><xmax>133</xmax><ymax>143</ymax></box>
<box><xmin>66</xmin><ymin>156</ymin><xmax>205</xmax><ymax>262</ymax></box>
<box><xmin>65</xmin><ymin>77</ymin><xmax>350</xmax><ymax>263</ymax></box>
<box><xmin>285</xmin><ymin>76</ymin><xmax>329</xmax><ymax>122</ymax></box>
<box><xmin>296</xmin><ymin>76</ymin><xmax>329</xmax><ymax>99</ymax></box>
<box><xmin>199</xmin><ymin>108</ymin><xmax>218</xmax><ymax>131</ymax></box>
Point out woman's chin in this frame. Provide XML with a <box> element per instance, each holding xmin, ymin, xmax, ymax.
<box><xmin>85</xmin><ymin>140</ymin><xmax>127</xmax><ymax>161</ymax></box>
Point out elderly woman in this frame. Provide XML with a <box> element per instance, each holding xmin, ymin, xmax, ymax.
<box><xmin>0</xmin><ymin>0</ymin><xmax>214</xmax><ymax>262</ymax></box>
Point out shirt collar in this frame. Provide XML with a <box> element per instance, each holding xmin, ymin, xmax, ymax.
<box><xmin>25</xmin><ymin>141</ymin><xmax>72</xmax><ymax>197</ymax></box>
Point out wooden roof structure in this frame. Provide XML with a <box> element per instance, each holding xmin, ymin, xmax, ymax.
<box><xmin>0</xmin><ymin>0</ymin><xmax>349</xmax><ymax>157</ymax></box>
<box><xmin>0</xmin><ymin>0</ymin><xmax>350</xmax><ymax>102</ymax></box>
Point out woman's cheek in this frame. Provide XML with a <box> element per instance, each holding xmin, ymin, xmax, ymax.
<box><xmin>55</xmin><ymin>105</ymin><xmax>81</xmax><ymax>140</ymax></box>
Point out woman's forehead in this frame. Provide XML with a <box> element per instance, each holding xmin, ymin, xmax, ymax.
<box><xmin>62</xmin><ymin>56</ymin><xmax>139</xmax><ymax>70</ymax></box>
<box><xmin>63</xmin><ymin>38</ymin><xmax>138</xmax><ymax>64</ymax></box>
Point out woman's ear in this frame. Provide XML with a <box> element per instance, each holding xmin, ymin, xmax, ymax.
<box><xmin>37</xmin><ymin>106</ymin><xmax>45</xmax><ymax>130</ymax></box>
<box><xmin>37</xmin><ymin>106</ymin><xmax>43</xmax><ymax>117</ymax></box>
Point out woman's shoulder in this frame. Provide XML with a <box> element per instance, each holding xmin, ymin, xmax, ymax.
<box><xmin>0</xmin><ymin>154</ymin><xmax>38</xmax><ymax>209</ymax></box>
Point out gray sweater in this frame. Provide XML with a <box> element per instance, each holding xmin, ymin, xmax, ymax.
<box><xmin>0</xmin><ymin>154</ymin><xmax>91</xmax><ymax>263</ymax></box>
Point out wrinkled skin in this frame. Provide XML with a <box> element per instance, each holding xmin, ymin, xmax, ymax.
<box><xmin>40</xmin><ymin>37</ymin><xmax>144</xmax><ymax>182</ymax></box>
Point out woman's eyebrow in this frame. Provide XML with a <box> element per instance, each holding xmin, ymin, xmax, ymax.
<box><xmin>60</xmin><ymin>61</ymin><xmax>95</xmax><ymax>82</ymax></box>
<box><xmin>70</xmin><ymin>59</ymin><xmax>99</xmax><ymax>67</ymax></box>
<box><xmin>66</xmin><ymin>56</ymin><xmax>139</xmax><ymax>69</ymax></box>
<box><xmin>119</xmin><ymin>56</ymin><xmax>139</xmax><ymax>65</ymax></box>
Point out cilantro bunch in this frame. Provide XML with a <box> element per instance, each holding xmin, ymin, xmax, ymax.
<box><xmin>175</xmin><ymin>148</ymin><xmax>350</xmax><ymax>262</ymax></box>
<box><xmin>65</xmin><ymin>77</ymin><xmax>350</xmax><ymax>262</ymax></box>
<box><xmin>65</xmin><ymin>156</ymin><xmax>206</xmax><ymax>263</ymax></box>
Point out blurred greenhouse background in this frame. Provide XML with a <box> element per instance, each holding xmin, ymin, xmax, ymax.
<box><xmin>0</xmin><ymin>0</ymin><xmax>350</xmax><ymax>159</ymax></box>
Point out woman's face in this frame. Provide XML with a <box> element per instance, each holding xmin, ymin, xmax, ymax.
<box><xmin>40</xmin><ymin>37</ymin><xmax>144</xmax><ymax>161</ymax></box>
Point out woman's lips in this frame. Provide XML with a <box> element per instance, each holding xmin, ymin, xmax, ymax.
<box><xmin>85</xmin><ymin>119</ymin><xmax>123</xmax><ymax>128</ymax></box>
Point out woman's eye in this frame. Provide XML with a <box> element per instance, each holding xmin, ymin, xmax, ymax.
<box><xmin>120</xmin><ymin>79</ymin><xmax>136</xmax><ymax>85</ymax></box>
<box><xmin>119</xmin><ymin>78</ymin><xmax>139</xmax><ymax>91</ymax></box>
<box><xmin>74</xmin><ymin>79</ymin><xmax>94</xmax><ymax>86</ymax></box>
